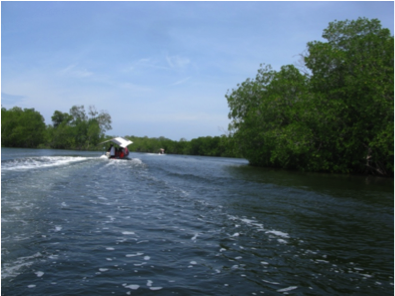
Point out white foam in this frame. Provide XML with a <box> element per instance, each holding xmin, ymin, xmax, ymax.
<box><xmin>240</xmin><ymin>218</ymin><xmax>256</xmax><ymax>224</ymax></box>
<box><xmin>34</xmin><ymin>271</ymin><xmax>44</xmax><ymax>277</ymax></box>
<box><xmin>126</xmin><ymin>252</ymin><xmax>143</xmax><ymax>257</ymax></box>
<box><xmin>131</xmin><ymin>158</ymin><xmax>143</xmax><ymax>164</ymax></box>
<box><xmin>277</xmin><ymin>286</ymin><xmax>298</xmax><ymax>292</ymax></box>
<box><xmin>134</xmin><ymin>262</ymin><xmax>147</xmax><ymax>266</ymax></box>
<box><xmin>99</xmin><ymin>268</ymin><xmax>108</xmax><ymax>272</ymax></box>
<box><xmin>150</xmin><ymin>287</ymin><xmax>163</xmax><ymax>290</ymax></box>
<box><xmin>3</xmin><ymin>156</ymin><xmax>89</xmax><ymax>171</ymax></box>
<box><xmin>137</xmin><ymin>240</ymin><xmax>149</xmax><ymax>244</ymax></box>
<box><xmin>266</xmin><ymin>230</ymin><xmax>290</xmax><ymax>238</ymax></box>
<box><xmin>262</xmin><ymin>279</ymin><xmax>279</xmax><ymax>285</ymax></box>
<box><xmin>144</xmin><ymin>256</ymin><xmax>151</xmax><ymax>260</ymax></box>
<box><xmin>124</xmin><ymin>284</ymin><xmax>139</xmax><ymax>290</ymax></box>
<box><xmin>122</xmin><ymin>231</ymin><xmax>135</xmax><ymax>235</ymax></box>
<box><xmin>49</xmin><ymin>255</ymin><xmax>58</xmax><ymax>260</ymax></box>
<box><xmin>2</xmin><ymin>252</ymin><xmax>42</xmax><ymax>279</ymax></box>
<box><xmin>315</xmin><ymin>259</ymin><xmax>329</xmax><ymax>263</ymax></box>
<box><xmin>360</xmin><ymin>274</ymin><xmax>373</xmax><ymax>278</ymax></box>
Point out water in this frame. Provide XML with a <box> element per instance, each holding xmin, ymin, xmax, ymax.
<box><xmin>1</xmin><ymin>148</ymin><xmax>393</xmax><ymax>295</ymax></box>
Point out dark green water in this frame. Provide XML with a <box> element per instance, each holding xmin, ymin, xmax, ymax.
<box><xmin>2</xmin><ymin>148</ymin><xmax>393</xmax><ymax>295</ymax></box>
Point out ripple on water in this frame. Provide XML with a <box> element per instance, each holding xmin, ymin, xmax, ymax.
<box><xmin>1</xmin><ymin>150</ymin><xmax>393</xmax><ymax>295</ymax></box>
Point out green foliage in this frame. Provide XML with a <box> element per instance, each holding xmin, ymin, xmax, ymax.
<box><xmin>227</xmin><ymin>18</ymin><xmax>393</xmax><ymax>176</ymax></box>
<box><xmin>2</xmin><ymin>106</ymin><xmax>46</xmax><ymax>148</ymax></box>
<box><xmin>51</xmin><ymin>110</ymin><xmax>73</xmax><ymax>128</ymax></box>
<box><xmin>123</xmin><ymin>135</ymin><xmax>240</xmax><ymax>158</ymax></box>
<box><xmin>227</xmin><ymin>64</ymin><xmax>313</xmax><ymax>169</ymax></box>
<box><xmin>2</xmin><ymin>104</ymin><xmax>112</xmax><ymax>150</ymax></box>
<box><xmin>48</xmin><ymin>105</ymin><xmax>112</xmax><ymax>150</ymax></box>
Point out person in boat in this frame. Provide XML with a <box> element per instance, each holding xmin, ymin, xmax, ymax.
<box><xmin>119</xmin><ymin>148</ymin><xmax>125</xmax><ymax>159</ymax></box>
<box><xmin>109</xmin><ymin>144</ymin><xmax>115</xmax><ymax>158</ymax></box>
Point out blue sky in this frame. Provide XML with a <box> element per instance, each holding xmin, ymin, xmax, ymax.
<box><xmin>2</xmin><ymin>1</ymin><xmax>394</xmax><ymax>140</ymax></box>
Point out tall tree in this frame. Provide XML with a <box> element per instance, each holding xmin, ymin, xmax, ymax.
<box><xmin>304</xmin><ymin>17</ymin><xmax>394</xmax><ymax>175</ymax></box>
<box><xmin>227</xmin><ymin>64</ymin><xmax>311</xmax><ymax>168</ymax></box>
<box><xmin>49</xmin><ymin>105</ymin><xmax>112</xmax><ymax>150</ymax></box>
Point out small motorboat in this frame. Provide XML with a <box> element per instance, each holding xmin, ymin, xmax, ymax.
<box><xmin>100</xmin><ymin>137</ymin><xmax>133</xmax><ymax>160</ymax></box>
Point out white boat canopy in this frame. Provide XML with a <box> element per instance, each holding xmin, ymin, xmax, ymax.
<box><xmin>100</xmin><ymin>137</ymin><xmax>133</xmax><ymax>148</ymax></box>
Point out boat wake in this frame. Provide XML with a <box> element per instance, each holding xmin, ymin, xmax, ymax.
<box><xmin>1</xmin><ymin>156</ymin><xmax>91</xmax><ymax>171</ymax></box>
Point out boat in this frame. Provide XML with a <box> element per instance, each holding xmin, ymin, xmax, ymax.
<box><xmin>99</xmin><ymin>137</ymin><xmax>133</xmax><ymax>159</ymax></box>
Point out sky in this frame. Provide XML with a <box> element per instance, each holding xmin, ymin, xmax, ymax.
<box><xmin>1</xmin><ymin>1</ymin><xmax>394</xmax><ymax>141</ymax></box>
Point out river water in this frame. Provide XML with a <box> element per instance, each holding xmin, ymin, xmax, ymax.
<box><xmin>1</xmin><ymin>148</ymin><xmax>393</xmax><ymax>295</ymax></box>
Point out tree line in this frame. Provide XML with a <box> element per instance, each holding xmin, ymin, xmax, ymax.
<box><xmin>121</xmin><ymin>135</ymin><xmax>239</xmax><ymax>157</ymax></box>
<box><xmin>2</xmin><ymin>105</ymin><xmax>112</xmax><ymax>150</ymax></box>
<box><xmin>1</xmin><ymin>105</ymin><xmax>240</xmax><ymax>157</ymax></box>
<box><xmin>226</xmin><ymin>18</ymin><xmax>393</xmax><ymax>176</ymax></box>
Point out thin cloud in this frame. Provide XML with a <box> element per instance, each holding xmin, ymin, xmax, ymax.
<box><xmin>128</xmin><ymin>57</ymin><xmax>170</xmax><ymax>72</ymax></box>
<box><xmin>118</xmin><ymin>82</ymin><xmax>153</xmax><ymax>93</ymax></box>
<box><xmin>166</xmin><ymin>55</ymin><xmax>190</xmax><ymax>69</ymax></box>
<box><xmin>59</xmin><ymin>64</ymin><xmax>93</xmax><ymax>78</ymax></box>
<box><xmin>172</xmin><ymin>77</ymin><xmax>191</xmax><ymax>86</ymax></box>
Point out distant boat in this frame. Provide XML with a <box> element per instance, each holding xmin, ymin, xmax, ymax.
<box><xmin>99</xmin><ymin>137</ymin><xmax>133</xmax><ymax>160</ymax></box>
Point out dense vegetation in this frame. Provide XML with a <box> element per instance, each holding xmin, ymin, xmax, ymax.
<box><xmin>1</xmin><ymin>105</ymin><xmax>238</xmax><ymax>157</ymax></box>
<box><xmin>1</xmin><ymin>106</ymin><xmax>47</xmax><ymax>148</ymax></box>
<box><xmin>2</xmin><ymin>105</ymin><xmax>112</xmax><ymax>150</ymax></box>
<box><xmin>122</xmin><ymin>135</ymin><xmax>238</xmax><ymax>157</ymax></box>
<box><xmin>227</xmin><ymin>18</ymin><xmax>393</xmax><ymax>176</ymax></box>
